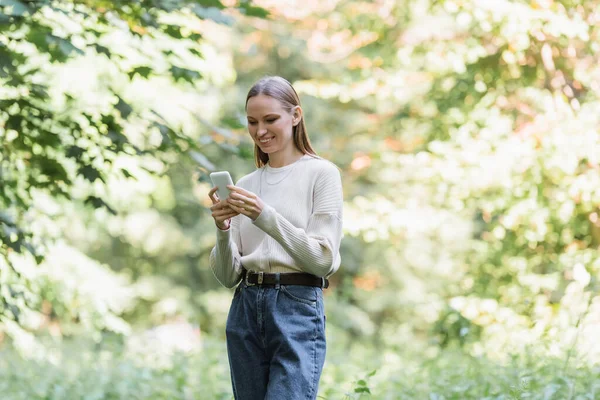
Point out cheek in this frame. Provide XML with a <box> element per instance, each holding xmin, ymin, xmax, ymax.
<box><xmin>272</xmin><ymin>119</ymin><xmax>292</xmax><ymax>134</ymax></box>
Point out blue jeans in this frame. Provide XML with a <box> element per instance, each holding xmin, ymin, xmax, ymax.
<box><xmin>225</xmin><ymin>279</ymin><xmax>327</xmax><ymax>400</ymax></box>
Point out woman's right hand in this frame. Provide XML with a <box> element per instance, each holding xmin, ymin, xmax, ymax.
<box><xmin>209</xmin><ymin>187</ymin><xmax>239</xmax><ymax>230</ymax></box>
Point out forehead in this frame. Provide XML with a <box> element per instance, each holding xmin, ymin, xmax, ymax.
<box><xmin>246</xmin><ymin>94</ymin><xmax>287</xmax><ymax>117</ymax></box>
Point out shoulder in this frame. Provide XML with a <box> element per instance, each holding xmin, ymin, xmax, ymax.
<box><xmin>302</xmin><ymin>155</ymin><xmax>342</xmax><ymax>179</ymax></box>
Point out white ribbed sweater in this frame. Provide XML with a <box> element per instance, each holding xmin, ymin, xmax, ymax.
<box><xmin>209</xmin><ymin>154</ymin><xmax>343</xmax><ymax>288</ymax></box>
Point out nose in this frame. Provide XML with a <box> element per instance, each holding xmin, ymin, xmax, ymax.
<box><xmin>257</xmin><ymin>123</ymin><xmax>268</xmax><ymax>136</ymax></box>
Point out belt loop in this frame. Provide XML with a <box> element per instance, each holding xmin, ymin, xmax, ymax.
<box><xmin>274</xmin><ymin>273</ymin><xmax>281</xmax><ymax>290</ymax></box>
<box><xmin>320</xmin><ymin>277</ymin><xmax>325</xmax><ymax>289</ymax></box>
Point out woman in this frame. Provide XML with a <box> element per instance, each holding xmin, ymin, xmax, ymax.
<box><xmin>208</xmin><ymin>75</ymin><xmax>343</xmax><ymax>400</ymax></box>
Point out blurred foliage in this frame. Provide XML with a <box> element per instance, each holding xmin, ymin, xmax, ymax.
<box><xmin>0</xmin><ymin>0</ymin><xmax>265</xmax><ymax>349</ymax></box>
<box><xmin>228</xmin><ymin>0</ymin><xmax>600</xmax><ymax>360</ymax></box>
<box><xmin>1</xmin><ymin>332</ymin><xmax>600</xmax><ymax>399</ymax></box>
<box><xmin>2</xmin><ymin>0</ymin><xmax>600</xmax><ymax>396</ymax></box>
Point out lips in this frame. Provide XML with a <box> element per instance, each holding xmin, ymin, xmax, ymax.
<box><xmin>259</xmin><ymin>137</ymin><xmax>274</xmax><ymax>145</ymax></box>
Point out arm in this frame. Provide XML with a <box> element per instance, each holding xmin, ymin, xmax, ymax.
<box><xmin>209</xmin><ymin>214</ymin><xmax>243</xmax><ymax>288</ymax></box>
<box><xmin>252</xmin><ymin>166</ymin><xmax>343</xmax><ymax>277</ymax></box>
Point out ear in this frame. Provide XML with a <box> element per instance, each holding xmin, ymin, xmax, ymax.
<box><xmin>292</xmin><ymin>106</ymin><xmax>303</xmax><ymax>126</ymax></box>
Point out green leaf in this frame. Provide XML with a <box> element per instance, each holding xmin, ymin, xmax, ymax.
<box><xmin>115</xmin><ymin>96</ymin><xmax>133</xmax><ymax>119</ymax></box>
<box><xmin>78</xmin><ymin>165</ymin><xmax>104</xmax><ymax>183</ymax></box>
<box><xmin>5</xmin><ymin>113</ymin><xmax>24</xmax><ymax>131</ymax></box>
<box><xmin>162</xmin><ymin>24</ymin><xmax>183</xmax><ymax>39</ymax></box>
<box><xmin>106</xmin><ymin>130</ymin><xmax>130</xmax><ymax>152</ymax></box>
<box><xmin>238</xmin><ymin>2</ymin><xmax>269</xmax><ymax>18</ymax></box>
<box><xmin>354</xmin><ymin>387</ymin><xmax>371</xmax><ymax>394</ymax></box>
<box><xmin>170</xmin><ymin>66</ymin><xmax>201</xmax><ymax>83</ymax></box>
<box><xmin>26</xmin><ymin>30</ymin><xmax>84</xmax><ymax>62</ymax></box>
<box><xmin>66</xmin><ymin>145</ymin><xmax>85</xmax><ymax>160</ymax></box>
<box><xmin>46</xmin><ymin>34</ymin><xmax>85</xmax><ymax>58</ymax></box>
<box><xmin>189</xmin><ymin>47</ymin><xmax>203</xmax><ymax>58</ymax></box>
<box><xmin>84</xmin><ymin>196</ymin><xmax>116</xmax><ymax>215</ymax></box>
<box><xmin>0</xmin><ymin>45</ymin><xmax>20</xmax><ymax>77</ymax></box>
<box><xmin>92</xmin><ymin>43</ymin><xmax>111</xmax><ymax>57</ymax></box>
<box><xmin>120</xmin><ymin>168</ymin><xmax>136</xmax><ymax>180</ymax></box>
<box><xmin>35</xmin><ymin>131</ymin><xmax>62</xmax><ymax>148</ymax></box>
<box><xmin>26</xmin><ymin>29</ymin><xmax>49</xmax><ymax>52</ymax></box>
<box><xmin>128</xmin><ymin>66</ymin><xmax>153</xmax><ymax>80</ymax></box>
<box><xmin>357</xmin><ymin>380</ymin><xmax>367</xmax><ymax>386</ymax></box>
<box><xmin>188</xmin><ymin>33</ymin><xmax>202</xmax><ymax>41</ymax></box>
<box><xmin>194</xmin><ymin>0</ymin><xmax>225</xmax><ymax>9</ymax></box>
<box><xmin>36</xmin><ymin>156</ymin><xmax>70</xmax><ymax>182</ymax></box>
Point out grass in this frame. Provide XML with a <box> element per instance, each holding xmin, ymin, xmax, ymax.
<box><xmin>0</xmin><ymin>333</ymin><xmax>599</xmax><ymax>399</ymax></box>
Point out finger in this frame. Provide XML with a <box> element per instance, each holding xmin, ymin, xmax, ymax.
<box><xmin>229</xmin><ymin>192</ymin><xmax>253</xmax><ymax>204</ymax></box>
<box><xmin>210</xmin><ymin>199</ymin><xmax>231</xmax><ymax>211</ymax></box>
<box><xmin>209</xmin><ymin>187</ymin><xmax>219</xmax><ymax>204</ymax></box>
<box><xmin>218</xmin><ymin>209</ymin><xmax>239</xmax><ymax>218</ymax></box>
<box><xmin>228</xmin><ymin>203</ymin><xmax>251</xmax><ymax>216</ymax></box>
<box><xmin>217</xmin><ymin>199</ymin><xmax>231</xmax><ymax>208</ymax></box>
<box><xmin>227</xmin><ymin>185</ymin><xmax>255</xmax><ymax>199</ymax></box>
<box><xmin>226</xmin><ymin>198</ymin><xmax>246</xmax><ymax>208</ymax></box>
<box><xmin>210</xmin><ymin>203</ymin><xmax>228</xmax><ymax>212</ymax></box>
<box><xmin>214</xmin><ymin>214</ymin><xmax>237</xmax><ymax>222</ymax></box>
<box><xmin>228</xmin><ymin>198</ymin><xmax>254</xmax><ymax>211</ymax></box>
<box><xmin>213</xmin><ymin>207</ymin><xmax>237</xmax><ymax>217</ymax></box>
<box><xmin>219</xmin><ymin>212</ymin><xmax>238</xmax><ymax>220</ymax></box>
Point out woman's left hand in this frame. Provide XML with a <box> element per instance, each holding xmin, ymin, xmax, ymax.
<box><xmin>226</xmin><ymin>185</ymin><xmax>265</xmax><ymax>221</ymax></box>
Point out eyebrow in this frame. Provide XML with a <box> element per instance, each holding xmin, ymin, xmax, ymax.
<box><xmin>247</xmin><ymin>113</ymin><xmax>280</xmax><ymax>119</ymax></box>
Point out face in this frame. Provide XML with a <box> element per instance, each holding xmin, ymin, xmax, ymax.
<box><xmin>246</xmin><ymin>94</ymin><xmax>301</xmax><ymax>155</ymax></box>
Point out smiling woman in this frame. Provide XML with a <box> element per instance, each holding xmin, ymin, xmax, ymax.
<box><xmin>244</xmin><ymin>76</ymin><xmax>317</xmax><ymax>168</ymax></box>
<box><xmin>207</xmin><ymin>76</ymin><xmax>343</xmax><ymax>400</ymax></box>
<box><xmin>246</xmin><ymin>97</ymin><xmax>295</xmax><ymax>158</ymax></box>
<box><xmin>246</xmin><ymin>97</ymin><xmax>293</xmax><ymax>153</ymax></box>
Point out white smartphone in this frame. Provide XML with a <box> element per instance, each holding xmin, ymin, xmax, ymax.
<box><xmin>210</xmin><ymin>171</ymin><xmax>234</xmax><ymax>202</ymax></box>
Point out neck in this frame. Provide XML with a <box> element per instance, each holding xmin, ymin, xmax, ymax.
<box><xmin>268</xmin><ymin>148</ymin><xmax>304</xmax><ymax>168</ymax></box>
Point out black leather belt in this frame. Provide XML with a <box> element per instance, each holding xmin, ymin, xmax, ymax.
<box><xmin>242</xmin><ymin>269</ymin><xmax>329</xmax><ymax>289</ymax></box>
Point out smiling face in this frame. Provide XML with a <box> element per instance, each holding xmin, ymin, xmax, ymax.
<box><xmin>246</xmin><ymin>94</ymin><xmax>302</xmax><ymax>157</ymax></box>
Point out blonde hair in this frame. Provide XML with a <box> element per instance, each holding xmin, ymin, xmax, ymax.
<box><xmin>245</xmin><ymin>76</ymin><xmax>317</xmax><ymax>168</ymax></box>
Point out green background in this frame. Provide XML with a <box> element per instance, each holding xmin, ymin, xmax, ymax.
<box><xmin>1</xmin><ymin>0</ymin><xmax>600</xmax><ymax>398</ymax></box>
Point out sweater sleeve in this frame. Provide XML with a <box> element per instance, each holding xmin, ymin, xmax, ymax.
<box><xmin>252</xmin><ymin>164</ymin><xmax>343</xmax><ymax>277</ymax></box>
<box><xmin>209</xmin><ymin>213</ymin><xmax>243</xmax><ymax>288</ymax></box>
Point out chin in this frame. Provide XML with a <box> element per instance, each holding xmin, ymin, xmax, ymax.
<box><xmin>257</xmin><ymin>143</ymin><xmax>278</xmax><ymax>153</ymax></box>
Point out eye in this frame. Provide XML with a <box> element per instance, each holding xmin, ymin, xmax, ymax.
<box><xmin>248</xmin><ymin>120</ymin><xmax>257</xmax><ymax>125</ymax></box>
<box><xmin>266</xmin><ymin>118</ymin><xmax>278</xmax><ymax>123</ymax></box>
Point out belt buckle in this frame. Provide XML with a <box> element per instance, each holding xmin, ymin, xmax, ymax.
<box><xmin>245</xmin><ymin>270</ymin><xmax>256</xmax><ymax>286</ymax></box>
<box><xmin>245</xmin><ymin>270</ymin><xmax>264</xmax><ymax>286</ymax></box>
